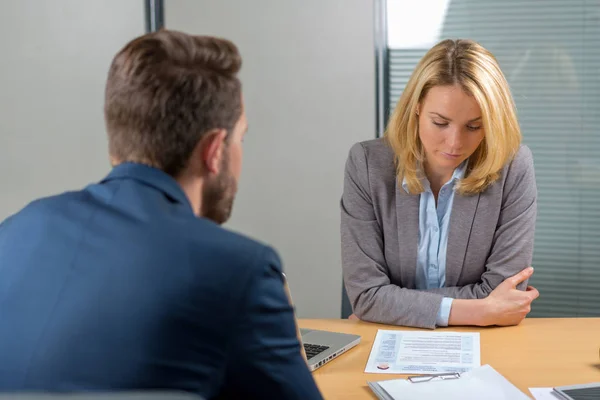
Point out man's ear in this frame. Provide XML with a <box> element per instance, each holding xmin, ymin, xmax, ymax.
<box><xmin>192</xmin><ymin>129</ymin><xmax>227</xmax><ymax>176</ymax></box>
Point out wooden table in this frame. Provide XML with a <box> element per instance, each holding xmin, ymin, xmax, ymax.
<box><xmin>299</xmin><ymin>318</ymin><xmax>600</xmax><ymax>399</ymax></box>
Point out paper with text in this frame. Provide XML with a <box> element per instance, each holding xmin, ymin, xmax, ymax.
<box><xmin>365</xmin><ymin>329</ymin><xmax>481</xmax><ymax>374</ymax></box>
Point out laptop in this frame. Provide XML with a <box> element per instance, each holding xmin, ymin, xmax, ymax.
<box><xmin>300</xmin><ymin>328</ymin><xmax>361</xmax><ymax>371</ymax></box>
<box><xmin>553</xmin><ymin>383</ymin><xmax>600</xmax><ymax>400</ymax></box>
<box><xmin>281</xmin><ymin>272</ymin><xmax>361</xmax><ymax>371</ymax></box>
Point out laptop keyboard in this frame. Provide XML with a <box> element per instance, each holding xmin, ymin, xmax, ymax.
<box><xmin>304</xmin><ymin>343</ymin><xmax>330</xmax><ymax>360</ymax></box>
<box><xmin>563</xmin><ymin>387</ymin><xmax>600</xmax><ymax>399</ymax></box>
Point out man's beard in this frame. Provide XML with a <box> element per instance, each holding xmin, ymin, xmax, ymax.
<box><xmin>201</xmin><ymin>159</ymin><xmax>237</xmax><ymax>225</ymax></box>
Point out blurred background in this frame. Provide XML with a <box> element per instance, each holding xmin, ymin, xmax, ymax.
<box><xmin>1</xmin><ymin>0</ymin><xmax>598</xmax><ymax>319</ymax></box>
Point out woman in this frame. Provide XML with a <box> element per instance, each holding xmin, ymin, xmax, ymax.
<box><xmin>341</xmin><ymin>39</ymin><xmax>539</xmax><ymax>329</ymax></box>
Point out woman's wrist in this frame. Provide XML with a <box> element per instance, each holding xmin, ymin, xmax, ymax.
<box><xmin>448</xmin><ymin>298</ymin><xmax>492</xmax><ymax>326</ymax></box>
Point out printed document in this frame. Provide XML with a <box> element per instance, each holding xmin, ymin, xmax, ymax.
<box><xmin>365</xmin><ymin>329</ymin><xmax>481</xmax><ymax>374</ymax></box>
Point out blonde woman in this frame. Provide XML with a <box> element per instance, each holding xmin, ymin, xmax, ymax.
<box><xmin>341</xmin><ymin>39</ymin><xmax>539</xmax><ymax>329</ymax></box>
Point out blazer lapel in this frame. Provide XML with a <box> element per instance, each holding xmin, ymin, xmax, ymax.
<box><xmin>446</xmin><ymin>193</ymin><xmax>481</xmax><ymax>287</ymax></box>
<box><xmin>396</xmin><ymin>181</ymin><xmax>420</xmax><ymax>287</ymax></box>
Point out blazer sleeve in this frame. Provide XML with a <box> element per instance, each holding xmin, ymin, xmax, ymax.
<box><xmin>423</xmin><ymin>145</ymin><xmax>538</xmax><ymax>298</ymax></box>
<box><xmin>341</xmin><ymin>143</ymin><xmax>446</xmax><ymax>329</ymax></box>
<box><xmin>223</xmin><ymin>246</ymin><xmax>323</xmax><ymax>400</ymax></box>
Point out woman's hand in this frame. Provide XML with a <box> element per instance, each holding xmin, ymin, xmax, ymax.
<box><xmin>449</xmin><ymin>267</ymin><xmax>539</xmax><ymax>327</ymax></box>
<box><xmin>480</xmin><ymin>267</ymin><xmax>539</xmax><ymax>326</ymax></box>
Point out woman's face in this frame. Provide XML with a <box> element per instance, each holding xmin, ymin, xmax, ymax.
<box><xmin>418</xmin><ymin>84</ymin><xmax>485</xmax><ymax>177</ymax></box>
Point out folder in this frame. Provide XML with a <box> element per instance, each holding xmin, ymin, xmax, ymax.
<box><xmin>368</xmin><ymin>364</ymin><xmax>530</xmax><ymax>400</ymax></box>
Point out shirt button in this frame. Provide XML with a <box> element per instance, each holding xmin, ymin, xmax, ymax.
<box><xmin>433</xmin><ymin>226</ymin><xmax>439</xmax><ymax>233</ymax></box>
<box><xmin>430</xmin><ymin>263</ymin><xmax>436</xmax><ymax>269</ymax></box>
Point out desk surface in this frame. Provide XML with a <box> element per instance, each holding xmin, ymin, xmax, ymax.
<box><xmin>299</xmin><ymin>318</ymin><xmax>600</xmax><ymax>399</ymax></box>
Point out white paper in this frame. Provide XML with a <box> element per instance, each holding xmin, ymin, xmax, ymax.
<box><xmin>365</xmin><ymin>329</ymin><xmax>480</xmax><ymax>374</ymax></box>
<box><xmin>371</xmin><ymin>365</ymin><xmax>529</xmax><ymax>400</ymax></box>
<box><xmin>529</xmin><ymin>387</ymin><xmax>560</xmax><ymax>400</ymax></box>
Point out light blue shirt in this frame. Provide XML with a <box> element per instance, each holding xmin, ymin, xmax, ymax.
<box><xmin>402</xmin><ymin>161</ymin><xmax>467</xmax><ymax>327</ymax></box>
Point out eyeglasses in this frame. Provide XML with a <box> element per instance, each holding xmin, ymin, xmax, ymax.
<box><xmin>408</xmin><ymin>372</ymin><xmax>461</xmax><ymax>383</ymax></box>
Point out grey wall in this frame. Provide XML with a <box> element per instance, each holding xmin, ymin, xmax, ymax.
<box><xmin>0</xmin><ymin>0</ymin><xmax>144</xmax><ymax>221</ymax></box>
<box><xmin>166</xmin><ymin>0</ymin><xmax>376</xmax><ymax>318</ymax></box>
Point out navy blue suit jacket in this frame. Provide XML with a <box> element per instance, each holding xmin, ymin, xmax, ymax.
<box><xmin>0</xmin><ymin>163</ymin><xmax>322</xmax><ymax>400</ymax></box>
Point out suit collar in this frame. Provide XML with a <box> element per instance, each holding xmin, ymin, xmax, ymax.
<box><xmin>101</xmin><ymin>163</ymin><xmax>194</xmax><ymax>214</ymax></box>
<box><xmin>445</xmin><ymin>193</ymin><xmax>480</xmax><ymax>286</ymax></box>
<box><xmin>396</xmin><ymin>179</ymin><xmax>420</xmax><ymax>287</ymax></box>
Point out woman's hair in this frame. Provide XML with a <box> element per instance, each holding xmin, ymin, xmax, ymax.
<box><xmin>385</xmin><ymin>39</ymin><xmax>521</xmax><ymax>195</ymax></box>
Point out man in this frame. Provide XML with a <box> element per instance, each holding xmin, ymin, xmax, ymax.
<box><xmin>0</xmin><ymin>30</ymin><xmax>322</xmax><ymax>400</ymax></box>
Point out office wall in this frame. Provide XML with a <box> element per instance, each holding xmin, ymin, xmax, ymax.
<box><xmin>0</xmin><ymin>0</ymin><xmax>144</xmax><ymax>221</ymax></box>
<box><xmin>165</xmin><ymin>0</ymin><xmax>376</xmax><ymax>318</ymax></box>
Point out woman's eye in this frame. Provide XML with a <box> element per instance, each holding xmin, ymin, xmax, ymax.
<box><xmin>432</xmin><ymin>121</ymin><xmax>448</xmax><ymax>127</ymax></box>
<box><xmin>467</xmin><ymin>125</ymin><xmax>482</xmax><ymax>131</ymax></box>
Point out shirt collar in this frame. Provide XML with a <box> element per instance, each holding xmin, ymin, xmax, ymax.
<box><xmin>451</xmin><ymin>160</ymin><xmax>468</xmax><ymax>181</ymax></box>
<box><xmin>402</xmin><ymin>160</ymin><xmax>468</xmax><ymax>192</ymax></box>
<box><xmin>101</xmin><ymin>162</ymin><xmax>194</xmax><ymax>214</ymax></box>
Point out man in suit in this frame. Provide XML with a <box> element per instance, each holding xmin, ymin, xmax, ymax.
<box><xmin>0</xmin><ymin>30</ymin><xmax>322</xmax><ymax>400</ymax></box>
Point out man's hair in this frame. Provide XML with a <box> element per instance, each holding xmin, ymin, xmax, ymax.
<box><xmin>104</xmin><ymin>29</ymin><xmax>242</xmax><ymax>176</ymax></box>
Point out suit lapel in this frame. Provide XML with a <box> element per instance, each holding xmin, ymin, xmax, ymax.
<box><xmin>396</xmin><ymin>180</ymin><xmax>420</xmax><ymax>287</ymax></box>
<box><xmin>445</xmin><ymin>193</ymin><xmax>480</xmax><ymax>287</ymax></box>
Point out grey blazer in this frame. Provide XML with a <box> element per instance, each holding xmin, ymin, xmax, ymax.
<box><xmin>341</xmin><ymin>138</ymin><xmax>537</xmax><ymax>329</ymax></box>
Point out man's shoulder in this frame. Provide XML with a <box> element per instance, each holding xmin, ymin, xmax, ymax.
<box><xmin>184</xmin><ymin>219</ymin><xmax>283</xmax><ymax>275</ymax></box>
<box><xmin>2</xmin><ymin>190</ymin><xmax>86</xmax><ymax>224</ymax></box>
